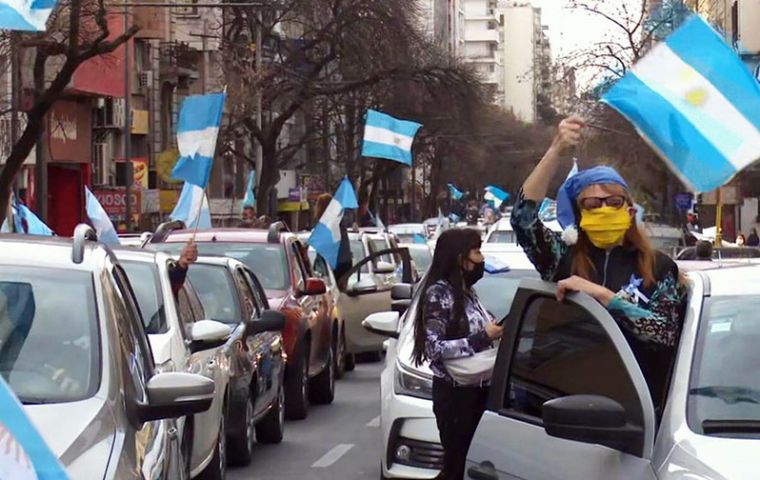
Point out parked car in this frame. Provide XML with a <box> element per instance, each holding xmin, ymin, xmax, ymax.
<box><xmin>364</xmin><ymin>249</ymin><xmax>540</xmax><ymax>480</ymax></box>
<box><xmin>676</xmin><ymin>245</ymin><xmax>760</xmax><ymax>260</ymax></box>
<box><xmin>0</xmin><ymin>228</ymin><xmax>214</xmax><ymax>479</ymax></box>
<box><xmin>463</xmin><ymin>263</ymin><xmax>760</xmax><ymax>479</ymax></box>
<box><xmin>388</xmin><ymin>224</ymin><xmax>428</xmax><ymax>243</ymax></box>
<box><xmin>154</xmin><ymin>224</ymin><xmax>337</xmax><ymax>420</ymax></box>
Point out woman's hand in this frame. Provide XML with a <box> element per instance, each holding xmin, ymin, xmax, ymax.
<box><xmin>556</xmin><ymin>275</ymin><xmax>614</xmax><ymax>305</ymax></box>
<box><xmin>552</xmin><ymin>116</ymin><xmax>585</xmax><ymax>154</ymax></box>
<box><xmin>485</xmin><ymin>321</ymin><xmax>504</xmax><ymax>340</ymax></box>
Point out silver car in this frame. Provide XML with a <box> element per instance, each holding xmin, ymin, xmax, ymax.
<box><xmin>466</xmin><ymin>264</ymin><xmax>760</xmax><ymax>479</ymax></box>
<box><xmin>0</xmin><ymin>227</ymin><xmax>215</xmax><ymax>479</ymax></box>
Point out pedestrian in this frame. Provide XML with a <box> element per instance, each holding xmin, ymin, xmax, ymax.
<box><xmin>511</xmin><ymin>116</ymin><xmax>686</xmax><ymax>412</ymax></box>
<box><xmin>695</xmin><ymin>240</ymin><xmax>713</xmax><ymax>260</ymax></box>
<box><xmin>411</xmin><ymin>228</ymin><xmax>503</xmax><ymax>480</ymax></box>
<box><xmin>238</xmin><ymin>205</ymin><xmax>257</xmax><ymax>228</ymax></box>
<box><xmin>748</xmin><ymin>228</ymin><xmax>760</xmax><ymax>247</ymax></box>
<box><xmin>736</xmin><ymin>233</ymin><xmax>747</xmax><ymax>247</ymax></box>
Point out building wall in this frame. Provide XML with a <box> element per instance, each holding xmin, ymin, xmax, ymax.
<box><xmin>500</xmin><ymin>3</ymin><xmax>538</xmax><ymax>123</ymax></box>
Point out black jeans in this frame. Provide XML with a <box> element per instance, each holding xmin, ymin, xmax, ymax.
<box><xmin>432</xmin><ymin>377</ymin><xmax>489</xmax><ymax>480</ymax></box>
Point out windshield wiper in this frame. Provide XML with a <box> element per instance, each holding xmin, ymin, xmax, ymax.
<box><xmin>689</xmin><ymin>386</ymin><xmax>760</xmax><ymax>405</ymax></box>
<box><xmin>702</xmin><ymin>419</ymin><xmax>760</xmax><ymax>435</ymax></box>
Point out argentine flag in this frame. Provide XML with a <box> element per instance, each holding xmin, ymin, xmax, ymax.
<box><xmin>171</xmin><ymin>92</ymin><xmax>226</xmax><ymax>188</ymax></box>
<box><xmin>448</xmin><ymin>183</ymin><xmax>464</xmax><ymax>200</ymax></box>
<box><xmin>484</xmin><ymin>185</ymin><xmax>509</xmax><ymax>208</ymax></box>
<box><xmin>361</xmin><ymin>110</ymin><xmax>422</xmax><ymax>166</ymax></box>
<box><xmin>308</xmin><ymin>177</ymin><xmax>358</xmax><ymax>268</ymax></box>
<box><xmin>171</xmin><ymin>183</ymin><xmax>212</xmax><ymax>229</ymax></box>
<box><xmin>85</xmin><ymin>187</ymin><xmax>120</xmax><ymax>246</ymax></box>
<box><xmin>0</xmin><ymin>0</ymin><xmax>57</xmax><ymax>31</ymax></box>
<box><xmin>602</xmin><ymin>15</ymin><xmax>760</xmax><ymax>192</ymax></box>
<box><xmin>243</xmin><ymin>171</ymin><xmax>256</xmax><ymax>209</ymax></box>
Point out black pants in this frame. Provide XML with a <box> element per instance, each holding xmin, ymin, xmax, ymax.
<box><xmin>432</xmin><ymin>377</ymin><xmax>489</xmax><ymax>480</ymax></box>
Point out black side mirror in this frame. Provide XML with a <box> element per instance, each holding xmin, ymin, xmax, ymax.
<box><xmin>391</xmin><ymin>283</ymin><xmax>413</xmax><ymax>301</ymax></box>
<box><xmin>542</xmin><ymin>395</ymin><xmax>644</xmax><ymax>457</ymax></box>
<box><xmin>247</xmin><ymin>310</ymin><xmax>286</xmax><ymax>336</ymax></box>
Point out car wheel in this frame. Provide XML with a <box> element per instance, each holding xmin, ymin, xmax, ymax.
<box><xmin>334</xmin><ymin>328</ymin><xmax>346</xmax><ymax>379</ymax></box>
<box><xmin>227</xmin><ymin>396</ymin><xmax>255</xmax><ymax>466</ymax></box>
<box><xmin>284</xmin><ymin>340</ymin><xmax>309</xmax><ymax>420</ymax></box>
<box><xmin>309</xmin><ymin>344</ymin><xmax>335</xmax><ymax>404</ymax></box>
<box><xmin>256</xmin><ymin>385</ymin><xmax>285</xmax><ymax>444</ymax></box>
<box><xmin>344</xmin><ymin>352</ymin><xmax>356</xmax><ymax>372</ymax></box>
<box><xmin>197</xmin><ymin>414</ymin><xmax>226</xmax><ymax>480</ymax></box>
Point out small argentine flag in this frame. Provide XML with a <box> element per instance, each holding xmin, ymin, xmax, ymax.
<box><xmin>0</xmin><ymin>0</ymin><xmax>58</xmax><ymax>31</ymax></box>
<box><xmin>361</xmin><ymin>110</ymin><xmax>422</xmax><ymax>166</ymax></box>
<box><xmin>484</xmin><ymin>185</ymin><xmax>509</xmax><ymax>208</ymax></box>
<box><xmin>603</xmin><ymin>15</ymin><xmax>760</xmax><ymax>193</ymax></box>
<box><xmin>171</xmin><ymin>183</ymin><xmax>212</xmax><ymax>229</ymax></box>
<box><xmin>308</xmin><ymin>177</ymin><xmax>358</xmax><ymax>268</ymax></box>
<box><xmin>243</xmin><ymin>171</ymin><xmax>256</xmax><ymax>209</ymax></box>
<box><xmin>171</xmin><ymin>92</ymin><xmax>226</xmax><ymax>188</ymax></box>
<box><xmin>448</xmin><ymin>183</ymin><xmax>464</xmax><ymax>200</ymax></box>
<box><xmin>85</xmin><ymin>187</ymin><xmax>120</xmax><ymax>246</ymax></box>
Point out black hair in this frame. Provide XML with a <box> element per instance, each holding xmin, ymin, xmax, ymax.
<box><xmin>411</xmin><ymin>228</ymin><xmax>482</xmax><ymax>366</ymax></box>
<box><xmin>696</xmin><ymin>240</ymin><xmax>713</xmax><ymax>260</ymax></box>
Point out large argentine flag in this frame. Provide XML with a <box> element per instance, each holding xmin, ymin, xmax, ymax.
<box><xmin>602</xmin><ymin>15</ymin><xmax>760</xmax><ymax>192</ymax></box>
<box><xmin>0</xmin><ymin>0</ymin><xmax>57</xmax><ymax>31</ymax></box>
<box><xmin>85</xmin><ymin>187</ymin><xmax>120</xmax><ymax>246</ymax></box>
<box><xmin>171</xmin><ymin>183</ymin><xmax>212</xmax><ymax>229</ymax></box>
<box><xmin>361</xmin><ymin>110</ymin><xmax>422</xmax><ymax>166</ymax></box>
<box><xmin>171</xmin><ymin>93</ymin><xmax>226</xmax><ymax>188</ymax></box>
<box><xmin>308</xmin><ymin>177</ymin><xmax>358</xmax><ymax>268</ymax></box>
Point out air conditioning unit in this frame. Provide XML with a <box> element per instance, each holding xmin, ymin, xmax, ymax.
<box><xmin>138</xmin><ymin>70</ymin><xmax>153</xmax><ymax>88</ymax></box>
<box><xmin>738</xmin><ymin>0</ymin><xmax>760</xmax><ymax>55</ymax></box>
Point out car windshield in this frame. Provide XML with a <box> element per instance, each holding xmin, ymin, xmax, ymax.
<box><xmin>688</xmin><ymin>295</ymin><xmax>760</xmax><ymax>437</ymax></box>
<box><xmin>394</xmin><ymin>233</ymin><xmax>417</xmax><ymax>243</ymax></box>
<box><xmin>122</xmin><ymin>261</ymin><xmax>167</xmax><ymax>334</ymax></box>
<box><xmin>475</xmin><ymin>270</ymin><xmax>540</xmax><ymax>320</ymax></box>
<box><xmin>0</xmin><ymin>267</ymin><xmax>99</xmax><ymax>404</ymax></box>
<box><xmin>488</xmin><ymin>230</ymin><xmax>515</xmax><ymax>244</ymax></box>
<box><xmin>408</xmin><ymin>248</ymin><xmax>432</xmax><ymax>273</ymax></box>
<box><xmin>159</xmin><ymin>242</ymin><xmax>289</xmax><ymax>291</ymax></box>
<box><xmin>187</xmin><ymin>264</ymin><xmax>241</xmax><ymax>324</ymax></box>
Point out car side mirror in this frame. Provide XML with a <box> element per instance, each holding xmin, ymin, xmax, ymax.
<box><xmin>362</xmin><ymin>311</ymin><xmax>400</xmax><ymax>339</ymax></box>
<box><xmin>375</xmin><ymin>261</ymin><xmax>395</xmax><ymax>274</ymax></box>
<box><xmin>190</xmin><ymin>320</ymin><xmax>231</xmax><ymax>352</ymax></box>
<box><xmin>391</xmin><ymin>283</ymin><xmax>413</xmax><ymax>300</ymax></box>
<box><xmin>247</xmin><ymin>310</ymin><xmax>286</xmax><ymax>335</ymax></box>
<box><xmin>542</xmin><ymin>395</ymin><xmax>645</xmax><ymax>457</ymax></box>
<box><xmin>302</xmin><ymin>278</ymin><xmax>327</xmax><ymax>296</ymax></box>
<box><xmin>141</xmin><ymin>372</ymin><xmax>215</xmax><ymax>422</ymax></box>
<box><xmin>347</xmin><ymin>277</ymin><xmax>378</xmax><ymax>296</ymax></box>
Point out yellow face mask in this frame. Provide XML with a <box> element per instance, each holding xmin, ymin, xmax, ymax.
<box><xmin>579</xmin><ymin>206</ymin><xmax>632</xmax><ymax>249</ymax></box>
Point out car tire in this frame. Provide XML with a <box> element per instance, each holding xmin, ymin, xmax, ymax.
<box><xmin>334</xmin><ymin>328</ymin><xmax>347</xmax><ymax>380</ymax></box>
<box><xmin>227</xmin><ymin>395</ymin><xmax>255</xmax><ymax>466</ymax></box>
<box><xmin>309</xmin><ymin>344</ymin><xmax>335</xmax><ymax>404</ymax></box>
<box><xmin>256</xmin><ymin>386</ymin><xmax>285</xmax><ymax>444</ymax></box>
<box><xmin>284</xmin><ymin>340</ymin><xmax>309</xmax><ymax>420</ymax></box>
<box><xmin>197</xmin><ymin>414</ymin><xmax>226</xmax><ymax>480</ymax></box>
<box><xmin>344</xmin><ymin>352</ymin><xmax>356</xmax><ymax>372</ymax></box>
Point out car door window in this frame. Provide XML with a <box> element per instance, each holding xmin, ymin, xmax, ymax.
<box><xmin>312</xmin><ymin>255</ymin><xmax>332</xmax><ymax>286</ymax></box>
<box><xmin>242</xmin><ymin>269</ymin><xmax>269</xmax><ymax>313</ymax></box>
<box><xmin>177</xmin><ymin>286</ymin><xmax>197</xmax><ymax>339</ymax></box>
<box><xmin>290</xmin><ymin>243</ymin><xmax>307</xmax><ymax>290</ymax></box>
<box><xmin>502</xmin><ymin>297</ymin><xmax>643</xmax><ymax>428</ymax></box>
<box><xmin>233</xmin><ymin>269</ymin><xmax>256</xmax><ymax>320</ymax></box>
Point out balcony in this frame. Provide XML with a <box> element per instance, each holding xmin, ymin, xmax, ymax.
<box><xmin>464</xmin><ymin>55</ymin><xmax>501</xmax><ymax>66</ymax></box>
<box><xmin>464</xmin><ymin>29</ymin><xmax>500</xmax><ymax>44</ymax></box>
<box><xmin>160</xmin><ymin>41</ymin><xmax>201</xmax><ymax>81</ymax></box>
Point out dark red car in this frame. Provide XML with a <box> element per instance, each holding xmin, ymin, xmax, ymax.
<box><xmin>155</xmin><ymin>223</ymin><xmax>342</xmax><ymax>420</ymax></box>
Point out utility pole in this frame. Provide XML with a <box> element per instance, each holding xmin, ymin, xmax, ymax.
<box><xmin>10</xmin><ymin>33</ymin><xmax>19</xmax><ymax>199</ymax></box>
<box><xmin>123</xmin><ymin>5</ymin><xmax>133</xmax><ymax>231</ymax></box>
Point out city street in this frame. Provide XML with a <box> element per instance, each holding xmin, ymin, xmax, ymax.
<box><xmin>230</xmin><ymin>362</ymin><xmax>385</xmax><ymax>480</ymax></box>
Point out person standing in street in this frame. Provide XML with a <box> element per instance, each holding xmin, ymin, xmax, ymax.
<box><xmin>411</xmin><ymin>228</ymin><xmax>503</xmax><ymax>480</ymax></box>
<box><xmin>748</xmin><ymin>228</ymin><xmax>759</xmax><ymax>247</ymax></box>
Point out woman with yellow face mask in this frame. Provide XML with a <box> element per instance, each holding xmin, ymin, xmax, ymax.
<box><xmin>511</xmin><ymin>116</ymin><xmax>685</xmax><ymax>410</ymax></box>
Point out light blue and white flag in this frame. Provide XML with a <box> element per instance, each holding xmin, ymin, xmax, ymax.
<box><xmin>361</xmin><ymin>110</ymin><xmax>422</xmax><ymax>166</ymax></box>
<box><xmin>171</xmin><ymin>183</ymin><xmax>212</xmax><ymax>229</ymax></box>
<box><xmin>0</xmin><ymin>0</ymin><xmax>57</xmax><ymax>31</ymax></box>
<box><xmin>0</xmin><ymin>374</ymin><xmax>69</xmax><ymax>479</ymax></box>
<box><xmin>16</xmin><ymin>204</ymin><xmax>54</xmax><ymax>236</ymax></box>
<box><xmin>308</xmin><ymin>177</ymin><xmax>358</xmax><ymax>268</ymax></box>
<box><xmin>484</xmin><ymin>255</ymin><xmax>510</xmax><ymax>274</ymax></box>
<box><xmin>171</xmin><ymin>92</ymin><xmax>226</xmax><ymax>188</ymax></box>
<box><xmin>484</xmin><ymin>185</ymin><xmax>509</xmax><ymax>208</ymax></box>
<box><xmin>242</xmin><ymin>170</ymin><xmax>256</xmax><ymax>209</ymax></box>
<box><xmin>368</xmin><ymin>209</ymin><xmax>386</xmax><ymax>231</ymax></box>
<box><xmin>85</xmin><ymin>187</ymin><xmax>120</xmax><ymax>246</ymax></box>
<box><xmin>602</xmin><ymin>15</ymin><xmax>760</xmax><ymax>192</ymax></box>
<box><xmin>448</xmin><ymin>183</ymin><xmax>464</xmax><ymax>201</ymax></box>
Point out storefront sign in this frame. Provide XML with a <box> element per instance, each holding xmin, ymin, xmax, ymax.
<box><xmin>132</xmin><ymin>157</ymin><xmax>149</xmax><ymax>190</ymax></box>
<box><xmin>701</xmin><ymin>186</ymin><xmax>739</xmax><ymax>205</ymax></box>
<box><xmin>675</xmin><ymin>192</ymin><xmax>693</xmax><ymax>211</ymax></box>
<box><xmin>92</xmin><ymin>187</ymin><xmax>141</xmax><ymax>216</ymax></box>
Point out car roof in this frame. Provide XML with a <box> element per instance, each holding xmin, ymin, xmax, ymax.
<box><xmin>0</xmin><ymin>235</ymin><xmax>104</xmax><ymax>272</ymax></box>
<box><xmin>398</xmin><ymin>243</ymin><xmax>431</xmax><ymax>250</ymax></box>
<box><xmin>111</xmin><ymin>247</ymin><xmax>167</xmax><ymax>263</ymax></box>
<box><xmin>699</xmin><ymin>264</ymin><xmax>760</xmax><ymax>296</ymax></box>
<box><xmin>164</xmin><ymin>228</ymin><xmax>292</xmax><ymax>244</ymax></box>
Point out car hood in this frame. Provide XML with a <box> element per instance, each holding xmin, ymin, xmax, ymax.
<box><xmin>662</xmin><ymin>436</ymin><xmax>760</xmax><ymax>479</ymax></box>
<box><xmin>24</xmin><ymin>396</ymin><xmax>116</xmax><ymax>478</ymax></box>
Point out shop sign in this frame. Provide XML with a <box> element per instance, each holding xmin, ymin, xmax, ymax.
<box><xmin>92</xmin><ymin>187</ymin><xmax>141</xmax><ymax>216</ymax></box>
<box><xmin>132</xmin><ymin>157</ymin><xmax>149</xmax><ymax>190</ymax></box>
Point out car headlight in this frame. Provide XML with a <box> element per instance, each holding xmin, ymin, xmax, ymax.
<box><xmin>394</xmin><ymin>360</ymin><xmax>433</xmax><ymax>400</ymax></box>
<box><xmin>154</xmin><ymin>359</ymin><xmax>175</xmax><ymax>374</ymax></box>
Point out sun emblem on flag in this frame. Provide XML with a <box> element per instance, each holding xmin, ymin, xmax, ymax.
<box><xmin>679</xmin><ymin>67</ymin><xmax>708</xmax><ymax>107</ymax></box>
<box><xmin>393</xmin><ymin>136</ymin><xmax>402</xmax><ymax>146</ymax></box>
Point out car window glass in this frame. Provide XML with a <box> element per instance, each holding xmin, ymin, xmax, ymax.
<box><xmin>504</xmin><ymin>297</ymin><xmax>643</xmax><ymax>428</ymax></box>
<box><xmin>290</xmin><ymin>243</ymin><xmax>307</xmax><ymax>289</ymax></box>
<box><xmin>312</xmin><ymin>255</ymin><xmax>332</xmax><ymax>284</ymax></box>
<box><xmin>187</xmin><ymin>265</ymin><xmax>242</xmax><ymax>324</ymax></box>
<box><xmin>370</xmin><ymin>238</ymin><xmax>394</xmax><ymax>265</ymax></box>
<box><xmin>184</xmin><ymin>282</ymin><xmax>206</xmax><ymax>321</ymax></box>
<box><xmin>350</xmin><ymin>239</ymin><xmax>369</xmax><ymax>273</ymax></box>
<box><xmin>121</xmin><ymin>261</ymin><xmax>167</xmax><ymax>334</ymax></box>
<box><xmin>234</xmin><ymin>269</ymin><xmax>256</xmax><ymax>320</ymax></box>
<box><xmin>488</xmin><ymin>230</ymin><xmax>515</xmax><ymax>243</ymax></box>
<box><xmin>177</xmin><ymin>287</ymin><xmax>196</xmax><ymax>338</ymax></box>
<box><xmin>242</xmin><ymin>269</ymin><xmax>269</xmax><ymax>313</ymax></box>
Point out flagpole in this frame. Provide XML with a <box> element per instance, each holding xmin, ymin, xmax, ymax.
<box><xmin>714</xmin><ymin>187</ymin><xmax>722</xmax><ymax>247</ymax></box>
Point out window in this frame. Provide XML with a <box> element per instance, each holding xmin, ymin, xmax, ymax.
<box><xmin>488</xmin><ymin>230</ymin><xmax>516</xmax><ymax>244</ymax></box>
<box><xmin>242</xmin><ymin>269</ymin><xmax>269</xmax><ymax>314</ymax></box>
<box><xmin>176</xmin><ymin>287</ymin><xmax>197</xmax><ymax>339</ymax></box>
<box><xmin>234</xmin><ymin>270</ymin><xmax>255</xmax><ymax>320</ymax></box>
<box><xmin>504</xmin><ymin>297</ymin><xmax>642</xmax><ymax>428</ymax></box>
<box><xmin>350</xmin><ymin>240</ymin><xmax>369</xmax><ymax>273</ymax></box>
<box><xmin>187</xmin><ymin>265</ymin><xmax>241</xmax><ymax>324</ymax></box>
<box><xmin>290</xmin><ymin>244</ymin><xmax>307</xmax><ymax>290</ymax></box>
<box><xmin>122</xmin><ymin>262</ymin><xmax>167</xmax><ymax>334</ymax></box>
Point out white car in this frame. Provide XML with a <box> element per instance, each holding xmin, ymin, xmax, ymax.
<box><xmin>366</xmin><ymin>250</ymin><xmax>540</xmax><ymax>479</ymax></box>
<box><xmin>389</xmin><ymin>224</ymin><xmax>429</xmax><ymax>244</ymax></box>
<box><xmin>483</xmin><ymin>217</ymin><xmax>562</xmax><ymax>246</ymax></box>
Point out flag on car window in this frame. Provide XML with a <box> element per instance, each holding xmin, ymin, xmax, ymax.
<box><xmin>309</xmin><ymin>176</ymin><xmax>358</xmax><ymax>268</ymax></box>
<box><xmin>602</xmin><ymin>15</ymin><xmax>760</xmax><ymax>192</ymax></box>
<box><xmin>361</xmin><ymin>110</ymin><xmax>422</xmax><ymax>166</ymax></box>
<box><xmin>0</xmin><ymin>375</ymin><xmax>69</xmax><ymax>479</ymax></box>
<box><xmin>171</xmin><ymin>183</ymin><xmax>212</xmax><ymax>229</ymax></box>
<box><xmin>0</xmin><ymin>0</ymin><xmax>57</xmax><ymax>31</ymax></box>
<box><xmin>85</xmin><ymin>187</ymin><xmax>120</xmax><ymax>246</ymax></box>
<box><xmin>242</xmin><ymin>170</ymin><xmax>255</xmax><ymax>209</ymax></box>
<box><xmin>171</xmin><ymin>92</ymin><xmax>226</xmax><ymax>188</ymax></box>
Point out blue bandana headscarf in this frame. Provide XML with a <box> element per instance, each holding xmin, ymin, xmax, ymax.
<box><xmin>556</xmin><ymin>166</ymin><xmax>628</xmax><ymax>229</ymax></box>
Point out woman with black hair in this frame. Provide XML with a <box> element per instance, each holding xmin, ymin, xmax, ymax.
<box><xmin>411</xmin><ymin>228</ymin><xmax>503</xmax><ymax>480</ymax></box>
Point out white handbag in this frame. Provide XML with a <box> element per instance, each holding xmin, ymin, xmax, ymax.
<box><xmin>443</xmin><ymin>344</ymin><xmax>499</xmax><ymax>386</ymax></box>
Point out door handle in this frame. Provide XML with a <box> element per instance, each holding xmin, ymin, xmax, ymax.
<box><xmin>468</xmin><ymin>461</ymin><xmax>498</xmax><ymax>480</ymax></box>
